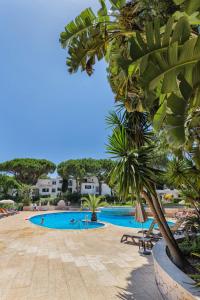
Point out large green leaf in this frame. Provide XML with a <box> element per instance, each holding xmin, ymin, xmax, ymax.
<box><xmin>109</xmin><ymin>0</ymin><xmax>126</xmax><ymax>10</ymax></box>
<box><xmin>153</xmin><ymin>100</ymin><xmax>167</xmax><ymax>131</ymax></box>
<box><xmin>98</xmin><ymin>0</ymin><xmax>108</xmax><ymax>16</ymax></box>
<box><xmin>173</xmin><ymin>0</ymin><xmax>200</xmax><ymax>15</ymax></box>
<box><xmin>142</xmin><ymin>36</ymin><xmax>200</xmax><ymax>93</ymax></box>
<box><xmin>165</xmin><ymin>93</ymin><xmax>188</xmax><ymax>145</ymax></box>
<box><xmin>60</xmin><ymin>8</ymin><xmax>97</xmax><ymax>47</ymax></box>
<box><xmin>67</xmin><ymin>32</ymin><xmax>107</xmax><ymax>74</ymax></box>
<box><xmin>128</xmin><ymin>16</ymin><xmax>191</xmax><ymax>76</ymax></box>
<box><xmin>174</xmin><ymin>11</ymin><xmax>200</xmax><ymax>25</ymax></box>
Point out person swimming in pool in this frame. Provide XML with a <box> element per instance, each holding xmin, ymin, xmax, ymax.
<box><xmin>40</xmin><ymin>217</ymin><xmax>44</xmax><ymax>225</ymax></box>
<box><xmin>70</xmin><ymin>218</ymin><xmax>76</xmax><ymax>224</ymax></box>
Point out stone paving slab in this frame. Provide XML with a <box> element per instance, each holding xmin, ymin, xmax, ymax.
<box><xmin>0</xmin><ymin>212</ymin><xmax>161</xmax><ymax>300</ymax></box>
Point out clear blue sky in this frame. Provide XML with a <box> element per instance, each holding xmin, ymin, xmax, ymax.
<box><xmin>0</xmin><ymin>0</ymin><xmax>114</xmax><ymax>164</ymax></box>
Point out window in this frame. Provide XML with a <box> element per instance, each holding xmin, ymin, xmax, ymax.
<box><xmin>42</xmin><ymin>188</ymin><xmax>49</xmax><ymax>192</ymax></box>
<box><xmin>85</xmin><ymin>185</ymin><xmax>92</xmax><ymax>189</ymax></box>
<box><xmin>68</xmin><ymin>180</ymin><xmax>72</xmax><ymax>186</ymax></box>
<box><xmin>57</xmin><ymin>187</ymin><xmax>61</xmax><ymax>191</ymax></box>
<box><xmin>59</xmin><ymin>180</ymin><xmax>63</xmax><ymax>184</ymax></box>
<box><xmin>52</xmin><ymin>188</ymin><xmax>56</xmax><ymax>193</ymax></box>
<box><xmin>52</xmin><ymin>181</ymin><xmax>56</xmax><ymax>185</ymax></box>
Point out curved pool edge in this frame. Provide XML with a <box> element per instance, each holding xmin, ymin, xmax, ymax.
<box><xmin>26</xmin><ymin>211</ymin><xmax>174</xmax><ymax>231</ymax></box>
<box><xmin>28</xmin><ymin>211</ymin><xmax>108</xmax><ymax>231</ymax></box>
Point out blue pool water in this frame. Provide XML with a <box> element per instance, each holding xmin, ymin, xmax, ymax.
<box><xmin>29</xmin><ymin>211</ymin><xmax>174</xmax><ymax>230</ymax></box>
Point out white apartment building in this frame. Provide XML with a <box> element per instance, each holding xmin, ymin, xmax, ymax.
<box><xmin>35</xmin><ymin>176</ymin><xmax>179</xmax><ymax>200</ymax></box>
<box><xmin>81</xmin><ymin>176</ymin><xmax>99</xmax><ymax>195</ymax></box>
<box><xmin>68</xmin><ymin>176</ymin><xmax>111</xmax><ymax>195</ymax></box>
<box><xmin>35</xmin><ymin>175</ymin><xmax>112</xmax><ymax>197</ymax></box>
<box><xmin>36</xmin><ymin>177</ymin><xmax>63</xmax><ymax>197</ymax></box>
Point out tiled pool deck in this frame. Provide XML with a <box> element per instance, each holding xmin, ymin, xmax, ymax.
<box><xmin>0</xmin><ymin>212</ymin><xmax>161</xmax><ymax>300</ymax></box>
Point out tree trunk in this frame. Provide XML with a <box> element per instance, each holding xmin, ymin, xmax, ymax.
<box><xmin>99</xmin><ymin>181</ymin><xmax>102</xmax><ymax>195</ymax></box>
<box><xmin>62</xmin><ymin>179</ymin><xmax>68</xmax><ymax>193</ymax></box>
<box><xmin>111</xmin><ymin>188</ymin><xmax>113</xmax><ymax>196</ymax></box>
<box><xmin>151</xmin><ymin>193</ymin><xmax>177</xmax><ymax>245</ymax></box>
<box><xmin>91</xmin><ymin>212</ymin><xmax>97</xmax><ymax>222</ymax></box>
<box><xmin>76</xmin><ymin>177</ymin><xmax>80</xmax><ymax>193</ymax></box>
<box><xmin>141</xmin><ymin>191</ymin><xmax>193</xmax><ymax>272</ymax></box>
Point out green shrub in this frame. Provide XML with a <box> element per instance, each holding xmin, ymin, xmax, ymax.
<box><xmin>16</xmin><ymin>202</ymin><xmax>23</xmax><ymax>211</ymax></box>
<box><xmin>0</xmin><ymin>203</ymin><xmax>16</xmax><ymax>210</ymax></box>
<box><xmin>102</xmin><ymin>194</ymin><xmax>119</xmax><ymax>204</ymax></box>
<box><xmin>51</xmin><ymin>198</ymin><xmax>60</xmax><ymax>205</ymax></box>
<box><xmin>179</xmin><ymin>236</ymin><xmax>200</xmax><ymax>256</ymax></box>
<box><xmin>61</xmin><ymin>192</ymin><xmax>81</xmax><ymax>204</ymax></box>
<box><xmin>173</xmin><ymin>198</ymin><xmax>181</xmax><ymax>204</ymax></box>
<box><xmin>22</xmin><ymin>198</ymin><xmax>31</xmax><ymax>206</ymax></box>
<box><xmin>40</xmin><ymin>195</ymin><xmax>51</xmax><ymax>198</ymax></box>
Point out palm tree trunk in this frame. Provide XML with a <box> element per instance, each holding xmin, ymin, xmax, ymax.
<box><xmin>141</xmin><ymin>191</ymin><xmax>193</xmax><ymax>272</ymax></box>
<box><xmin>151</xmin><ymin>193</ymin><xmax>177</xmax><ymax>245</ymax></box>
<box><xmin>142</xmin><ymin>191</ymin><xmax>176</xmax><ymax>245</ymax></box>
<box><xmin>91</xmin><ymin>212</ymin><xmax>97</xmax><ymax>221</ymax></box>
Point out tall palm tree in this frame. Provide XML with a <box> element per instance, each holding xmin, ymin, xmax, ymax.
<box><xmin>107</xmin><ymin>127</ymin><xmax>193</xmax><ymax>271</ymax></box>
<box><xmin>82</xmin><ymin>194</ymin><xmax>106</xmax><ymax>221</ymax></box>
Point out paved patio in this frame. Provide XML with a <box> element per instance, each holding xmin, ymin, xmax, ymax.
<box><xmin>0</xmin><ymin>212</ymin><xmax>161</xmax><ymax>300</ymax></box>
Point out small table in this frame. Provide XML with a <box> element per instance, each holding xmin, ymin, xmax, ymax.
<box><xmin>138</xmin><ymin>237</ymin><xmax>153</xmax><ymax>252</ymax></box>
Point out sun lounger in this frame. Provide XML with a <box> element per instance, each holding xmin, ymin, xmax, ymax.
<box><xmin>121</xmin><ymin>219</ymin><xmax>162</xmax><ymax>245</ymax></box>
<box><xmin>170</xmin><ymin>218</ymin><xmax>185</xmax><ymax>235</ymax></box>
<box><xmin>138</xmin><ymin>220</ymin><xmax>162</xmax><ymax>241</ymax></box>
<box><xmin>0</xmin><ymin>208</ymin><xmax>9</xmax><ymax>217</ymax></box>
<box><xmin>0</xmin><ymin>208</ymin><xmax>15</xmax><ymax>216</ymax></box>
<box><xmin>121</xmin><ymin>218</ymin><xmax>185</xmax><ymax>246</ymax></box>
<box><xmin>120</xmin><ymin>234</ymin><xmax>140</xmax><ymax>245</ymax></box>
<box><xmin>138</xmin><ymin>219</ymin><xmax>156</xmax><ymax>235</ymax></box>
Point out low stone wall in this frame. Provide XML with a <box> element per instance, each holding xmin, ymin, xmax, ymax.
<box><xmin>23</xmin><ymin>205</ymin><xmax>56</xmax><ymax>211</ymax></box>
<box><xmin>146</xmin><ymin>207</ymin><xmax>194</xmax><ymax>218</ymax></box>
<box><xmin>152</xmin><ymin>239</ymin><xmax>200</xmax><ymax>300</ymax></box>
<box><xmin>23</xmin><ymin>206</ymin><xmax>80</xmax><ymax>211</ymax></box>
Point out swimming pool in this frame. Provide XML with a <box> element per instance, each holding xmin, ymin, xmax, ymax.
<box><xmin>29</xmin><ymin>211</ymin><xmax>174</xmax><ymax>230</ymax></box>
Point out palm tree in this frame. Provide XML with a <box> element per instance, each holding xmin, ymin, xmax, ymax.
<box><xmin>82</xmin><ymin>194</ymin><xmax>106</xmax><ymax>221</ymax></box>
<box><xmin>107</xmin><ymin>126</ymin><xmax>194</xmax><ymax>271</ymax></box>
<box><xmin>60</xmin><ymin>0</ymin><xmax>199</xmax><ymax>271</ymax></box>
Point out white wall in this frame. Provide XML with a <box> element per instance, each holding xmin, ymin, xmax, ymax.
<box><xmin>81</xmin><ymin>183</ymin><xmax>98</xmax><ymax>195</ymax></box>
<box><xmin>81</xmin><ymin>181</ymin><xmax>111</xmax><ymax>195</ymax></box>
<box><xmin>101</xmin><ymin>183</ymin><xmax>111</xmax><ymax>195</ymax></box>
<box><xmin>68</xmin><ymin>178</ymin><xmax>77</xmax><ymax>193</ymax></box>
<box><xmin>36</xmin><ymin>177</ymin><xmax>62</xmax><ymax>197</ymax></box>
<box><xmin>35</xmin><ymin>176</ymin><xmax>111</xmax><ymax>197</ymax></box>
